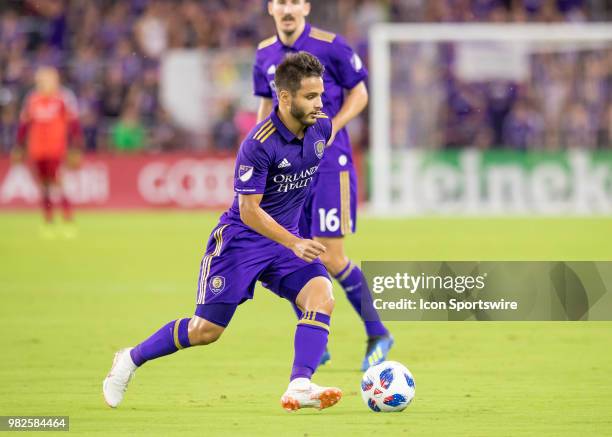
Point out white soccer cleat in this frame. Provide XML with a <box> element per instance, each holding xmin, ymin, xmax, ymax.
<box><xmin>103</xmin><ymin>348</ymin><xmax>137</xmax><ymax>408</ymax></box>
<box><xmin>280</xmin><ymin>378</ymin><xmax>342</xmax><ymax>411</ymax></box>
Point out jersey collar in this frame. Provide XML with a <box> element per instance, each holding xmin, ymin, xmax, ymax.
<box><xmin>277</xmin><ymin>22</ymin><xmax>311</xmax><ymax>51</ymax></box>
<box><xmin>271</xmin><ymin>106</ymin><xmax>299</xmax><ymax>143</ymax></box>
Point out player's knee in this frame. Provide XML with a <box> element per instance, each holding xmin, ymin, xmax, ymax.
<box><xmin>315</xmin><ymin>241</ymin><xmax>347</xmax><ymax>276</ymax></box>
<box><xmin>319</xmin><ymin>252</ymin><xmax>348</xmax><ymax>277</ymax></box>
<box><xmin>319</xmin><ymin>291</ymin><xmax>335</xmax><ymax>314</ymax></box>
<box><xmin>188</xmin><ymin>317</ymin><xmax>224</xmax><ymax>346</ymax></box>
<box><xmin>190</xmin><ymin>326</ymin><xmax>222</xmax><ymax>346</ymax></box>
<box><xmin>300</xmin><ymin>277</ymin><xmax>335</xmax><ymax>315</ymax></box>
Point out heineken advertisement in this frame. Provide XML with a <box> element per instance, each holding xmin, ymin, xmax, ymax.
<box><xmin>390</xmin><ymin>149</ymin><xmax>612</xmax><ymax>215</ymax></box>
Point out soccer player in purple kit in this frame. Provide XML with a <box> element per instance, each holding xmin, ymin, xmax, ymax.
<box><xmin>253</xmin><ymin>0</ymin><xmax>393</xmax><ymax>370</ymax></box>
<box><xmin>103</xmin><ymin>52</ymin><xmax>342</xmax><ymax>412</ymax></box>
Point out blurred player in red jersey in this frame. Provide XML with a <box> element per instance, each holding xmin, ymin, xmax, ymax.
<box><xmin>13</xmin><ymin>66</ymin><xmax>82</xmax><ymax>238</ymax></box>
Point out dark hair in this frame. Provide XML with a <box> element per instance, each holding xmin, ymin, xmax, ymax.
<box><xmin>274</xmin><ymin>51</ymin><xmax>325</xmax><ymax>95</ymax></box>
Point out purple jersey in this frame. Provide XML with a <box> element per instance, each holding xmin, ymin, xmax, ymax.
<box><xmin>253</xmin><ymin>23</ymin><xmax>367</xmax><ymax>172</ymax></box>
<box><xmin>220</xmin><ymin>107</ymin><xmax>332</xmax><ymax>235</ymax></box>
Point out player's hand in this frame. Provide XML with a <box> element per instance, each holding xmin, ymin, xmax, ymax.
<box><xmin>290</xmin><ymin>239</ymin><xmax>326</xmax><ymax>262</ymax></box>
<box><xmin>10</xmin><ymin>147</ymin><xmax>24</xmax><ymax>164</ymax></box>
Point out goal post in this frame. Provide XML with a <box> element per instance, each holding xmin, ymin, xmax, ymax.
<box><xmin>368</xmin><ymin>23</ymin><xmax>612</xmax><ymax>216</ymax></box>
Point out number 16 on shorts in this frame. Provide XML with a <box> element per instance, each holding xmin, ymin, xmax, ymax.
<box><xmin>304</xmin><ymin>169</ymin><xmax>357</xmax><ymax>238</ymax></box>
<box><xmin>318</xmin><ymin>208</ymin><xmax>341</xmax><ymax>233</ymax></box>
<box><xmin>318</xmin><ymin>208</ymin><xmax>353</xmax><ymax>235</ymax></box>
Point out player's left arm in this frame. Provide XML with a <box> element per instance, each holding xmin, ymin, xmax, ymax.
<box><xmin>328</xmin><ymin>81</ymin><xmax>368</xmax><ymax>145</ymax></box>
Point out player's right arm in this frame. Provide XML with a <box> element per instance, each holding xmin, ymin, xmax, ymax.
<box><xmin>239</xmin><ymin>194</ymin><xmax>325</xmax><ymax>262</ymax></box>
<box><xmin>252</xmin><ymin>51</ymin><xmax>274</xmax><ymax>124</ymax></box>
<box><xmin>256</xmin><ymin>98</ymin><xmax>274</xmax><ymax>124</ymax></box>
<box><xmin>234</xmin><ymin>139</ymin><xmax>325</xmax><ymax>262</ymax></box>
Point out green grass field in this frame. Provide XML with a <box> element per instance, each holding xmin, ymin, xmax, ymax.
<box><xmin>1</xmin><ymin>212</ymin><xmax>611</xmax><ymax>436</ymax></box>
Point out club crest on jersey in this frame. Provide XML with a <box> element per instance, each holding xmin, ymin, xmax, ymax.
<box><xmin>238</xmin><ymin>165</ymin><xmax>254</xmax><ymax>182</ymax></box>
<box><xmin>314</xmin><ymin>140</ymin><xmax>325</xmax><ymax>159</ymax></box>
<box><xmin>209</xmin><ymin>276</ymin><xmax>225</xmax><ymax>294</ymax></box>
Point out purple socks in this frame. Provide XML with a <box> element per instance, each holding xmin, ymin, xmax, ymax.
<box><xmin>130</xmin><ymin>318</ymin><xmax>191</xmax><ymax>367</ymax></box>
<box><xmin>290</xmin><ymin>311</ymin><xmax>330</xmax><ymax>381</ymax></box>
<box><xmin>335</xmin><ymin>261</ymin><xmax>389</xmax><ymax>338</ymax></box>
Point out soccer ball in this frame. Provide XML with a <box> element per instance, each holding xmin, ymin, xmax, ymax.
<box><xmin>360</xmin><ymin>361</ymin><xmax>415</xmax><ymax>412</ymax></box>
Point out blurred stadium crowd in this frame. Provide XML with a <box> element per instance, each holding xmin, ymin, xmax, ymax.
<box><xmin>0</xmin><ymin>0</ymin><xmax>610</xmax><ymax>154</ymax></box>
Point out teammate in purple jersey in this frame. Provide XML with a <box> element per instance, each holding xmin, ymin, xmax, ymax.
<box><xmin>254</xmin><ymin>0</ymin><xmax>393</xmax><ymax>370</ymax></box>
<box><xmin>103</xmin><ymin>52</ymin><xmax>343</xmax><ymax>412</ymax></box>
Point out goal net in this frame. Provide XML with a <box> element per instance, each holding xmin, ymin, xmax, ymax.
<box><xmin>368</xmin><ymin>24</ymin><xmax>612</xmax><ymax>216</ymax></box>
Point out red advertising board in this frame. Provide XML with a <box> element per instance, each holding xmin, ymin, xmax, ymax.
<box><xmin>0</xmin><ymin>153</ymin><xmax>236</xmax><ymax>209</ymax></box>
<box><xmin>0</xmin><ymin>152</ymin><xmax>365</xmax><ymax>209</ymax></box>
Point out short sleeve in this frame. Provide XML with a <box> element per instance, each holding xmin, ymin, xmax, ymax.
<box><xmin>252</xmin><ymin>57</ymin><xmax>273</xmax><ymax>98</ymax></box>
<box><xmin>331</xmin><ymin>35</ymin><xmax>368</xmax><ymax>90</ymax></box>
<box><xmin>234</xmin><ymin>140</ymin><xmax>271</xmax><ymax>194</ymax></box>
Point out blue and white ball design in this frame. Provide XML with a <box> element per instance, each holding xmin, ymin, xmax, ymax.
<box><xmin>360</xmin><ymin>361</ymin><xmax>415</xmax><ymax>412</ymax></box>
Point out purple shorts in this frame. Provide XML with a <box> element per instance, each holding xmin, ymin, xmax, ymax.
<box><xmin>299</xmin><ymin>168</ymin><xmax>357</xmax><ymax>239</ymax></box>
<box><xmin>194</xmin><ymin>223</ymin><xmax>330</xmax><ymax>327</ymax></box>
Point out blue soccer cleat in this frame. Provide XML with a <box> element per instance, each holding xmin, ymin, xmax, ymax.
<box><xmin>361</xmin><ymin>335</ymin><xmax>394</xmax><ymax>371</ymax></box>
<box><xmin>319</xmin><ymin>348</ymin><xmax>331</xmax><ymax>366</ymax></box>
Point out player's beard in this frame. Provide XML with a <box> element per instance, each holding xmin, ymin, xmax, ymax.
<box><xmin>290</xmin><ymin>101</ymin><xmax>316</xmax><ymax>127</ymax></box>
<box><xmin>281</xmin><ymin>28</ymin><xmax>296</xmax><ymax>37</ymax></box>
<box><xmin>280</xmin><ymin>15</ymin><xmax>297</xmax><ymax>36</ymax></box>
